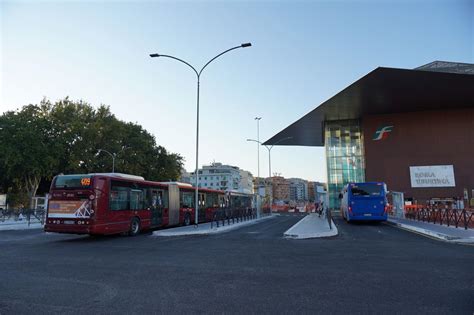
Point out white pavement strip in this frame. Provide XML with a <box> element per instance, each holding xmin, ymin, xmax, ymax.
<box><xmin>152</xmin><ymin>215</ymin><xmax>278</xmax><ymax>237</ymax></box>
<box><xmin>284</xmin><ymin>214</ymin><xmax>338</xmax><ymax>239</ymax></box>
<box><xmin>0</xmin><ymin>220</ymin><xmax>44</xmax><ymax>231</ymax></box>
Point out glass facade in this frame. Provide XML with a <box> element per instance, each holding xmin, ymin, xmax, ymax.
<box><xmin>325</xmin><ymin>120</ymin><xmax>365</xmax><ymax>209</ymax></box>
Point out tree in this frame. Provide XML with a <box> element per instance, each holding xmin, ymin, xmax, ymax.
<box><xmin>0</xmin><ymin>97</ymin><xmax>184</xmax><ymax>206</ymax></box>
<box><xmin>0</xmin><ymin>102</ymin><xmax>60</xmax><ymax>206</ymax></box>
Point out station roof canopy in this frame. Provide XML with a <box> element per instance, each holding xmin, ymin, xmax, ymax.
<box><xmin>263</xmin><ymin>63</ymin><xmax>474</xmax><ymax>147</ymax></box>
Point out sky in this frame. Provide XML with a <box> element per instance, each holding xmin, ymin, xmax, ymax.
<box><xmin>1</xmin><ymin>0</ymin><xmax>473</xmax><ymax>182</ymax></box>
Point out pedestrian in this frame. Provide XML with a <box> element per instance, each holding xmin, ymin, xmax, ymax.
<box><xmin>315</xmin><ymin>200</ymin><xmax>322</xmax><ymax>217</ymax></box>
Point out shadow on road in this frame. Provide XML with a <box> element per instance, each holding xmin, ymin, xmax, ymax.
<box><xmin>53</xmin><ymin>233</ymin><xmax>124</xmax><ymax>243</ymax></box>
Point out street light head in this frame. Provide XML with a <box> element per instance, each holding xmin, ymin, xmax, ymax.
<box><xmin>255</xmin><ymin>117</ymin><xmax>262</xmax><ymax>120</ymax></box>
<box><xmin>241</xmin><ymin>43</ymin><xmax>252</xmax><ymax>48</ymax></box>
<box><xmin>149</xmin><ymin>53</ymin><xmax>160</xmax><ymax>58</ymax></box>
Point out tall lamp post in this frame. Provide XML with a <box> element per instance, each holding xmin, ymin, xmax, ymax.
<box><xmin>150</xmin><ymin>43</ymin><xmax>251</xmax><ymax>226</ymax></box>
<box><xmin>254</xmin><ymin>117</ymin><xmax>261</xmax><ymax>218</ymax></box>
<box><xmin>247</xmin><ymin>137</ymin><xmax>292</xmax><ymax>212</ymax></box>
<box><xmin>97</xmin><ymin>149</ymin><xmax>116</xmax><ymax>173</ymax></box>
<box><xmin>254</xmin><ymin>117</ymin><xmax>262</xmax><ymax>179</ymax></box>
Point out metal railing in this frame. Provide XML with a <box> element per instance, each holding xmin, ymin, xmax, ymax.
<box><xmin>404</xmin><ymin>206</ymin><xmax>474</xmax><ymax>230</ymax></box>
<box><xmin>210</xmin><ymin>207</ymin><xmax>256</xmax><ymax>228</ymax></box>
<box><xmin>0</xmin><ymin>208</ymin><xmax>46</xmax><ymax>226</ymax></box>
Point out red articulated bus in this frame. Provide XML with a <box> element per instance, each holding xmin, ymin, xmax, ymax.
<box><xmin>44</xmin><ymin>173</ymin><xmax>253</xmax><ymax>236</ymax></box>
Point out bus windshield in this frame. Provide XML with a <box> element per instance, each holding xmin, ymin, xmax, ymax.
<box><xmin>350</xmin><ymin>184</ymin><xmax>383</xmax><ymax>196</ymax></box>
<box><xmin>53</xmin><ymin>175</ymin><xmax>92</xmax><ymax>189</ymax></box>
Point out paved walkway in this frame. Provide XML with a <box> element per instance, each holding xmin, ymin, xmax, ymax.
<box><xmin>387</xmin><ymin>217</ymin><xmax>474</xmax><ymax>244</ymax></box>
<box><xmin>284</xmin><ymin>213</ymin><xmax>338</xmax><ymax>239</ymax></box>
<box><xmin>153</xmin><ymin>214</ymin><xmax>276</xmax><ymax>237</ymax></box>
<box><xmin>0</xmin><ymin>218</ymin><xmax>43</xmax><ymax>231</ymax></box>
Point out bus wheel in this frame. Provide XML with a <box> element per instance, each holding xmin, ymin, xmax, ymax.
<box><xmin>184</xmin><ymin>213</ymin><xmax>191</xmax><ymax>226</ymax></box>
<box><xmin>129</xmin><ymin>217</ymin><xmax>140</xmax><ymax>236</ymax></box>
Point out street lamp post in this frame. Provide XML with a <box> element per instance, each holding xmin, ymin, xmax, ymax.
<box><xmin>150</xmin><ymin>43</ymin><xmax>251</xmax><ymax>226</ymax></box>
<box><xmin>97</xmin><ymin>149</ymin><xmax>116</xmax><ymax>173</ymax></box>
<box><xmin>254</xmin><ymin>117</ymin><xmax>262</xmax><ymax>218</ymax></box>
<box><xmin>246</xmin><ymin>137</ymin><xmax>292</xmax><ymax>213</ymax></box>
<box><xmin>254</xmin><ymin>117</ymin><xmax>262</xmax><ymax>178</ymax></box>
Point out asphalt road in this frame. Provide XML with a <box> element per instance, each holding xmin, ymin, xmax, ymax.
<box><xmin>0</xmin><ymin>214</ymin><xmax>472</xmax><ymax>314</ymax></box>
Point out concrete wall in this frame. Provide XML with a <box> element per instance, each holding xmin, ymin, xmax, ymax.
<box><xmin>362</xmin><ymin>108</ymin><xmax>474</xmax><ymax>203</ymax></box>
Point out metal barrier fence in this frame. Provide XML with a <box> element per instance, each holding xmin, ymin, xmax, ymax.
<box><xmin>210</xmin><ymin>207</ymin><xmax>256</xmax><ymax>228</ymax></box>
<box><xmin>0</xmin><ymin>208</ymin><xmax>46</xmax><ymax>226</ymax></box>
<box><xmin>404</xmin><ymin>206</ymin><xmax>474</xmax><ymax>230</ymax></box>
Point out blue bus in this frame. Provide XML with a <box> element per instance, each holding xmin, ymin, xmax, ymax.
<box><xmin>340</xmin><ymin>182</ymin><xmax>388</xmax><ymax>222</ymax></box>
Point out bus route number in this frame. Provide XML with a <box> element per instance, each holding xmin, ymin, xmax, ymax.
<box><xmin>81</xmin><ymin>178</ymin><xmax>91</xmax><ymax>186</ymax></box>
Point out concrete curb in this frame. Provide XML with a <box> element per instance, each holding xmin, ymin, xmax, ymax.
<box><xmin>385</xmin><ymin>220</ymin><xmax>474</xmax><ymax>245</ymax></box>
<box><xmin>153</xmin><ymin>214</ymin><xmax>277</xmax><ymax>237</ymax></box>
<box><xmin>284</xmin><ymin>214</ymin><xmax>338</xmax><ymax>239</ymax></box>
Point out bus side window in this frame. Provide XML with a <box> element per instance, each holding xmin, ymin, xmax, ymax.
<box><xmin>110</xmin><ymin>182</ymin><xmax>129</xmax><ymax>210</ymax></box>
<box><xmin>130</xmin><ymin>189</ymin><xmax>144</xmax><ymax>210</ymax></box>
<box><xmin>181</xmin><ymin>192</ymin><xmax>194</xmax><ymax>208</ymax></box>
<box><xmin>205</xmin><ymin>193</ymin><xmax>218</xmax><ymax>208</ymax></box>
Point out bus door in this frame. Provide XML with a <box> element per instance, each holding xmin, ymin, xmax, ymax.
<box><xmin>108</xmin><ymin>181</ymin><xmax>131</xmax><ymax>233</ymax></box>
<box><xmin>218</xmin><ymin>195</ymin><xmax>226</xmax><ymax>208</ymax></box>
<box><xmin>149</xmin><ymin>189</ymin><xmax>165</xmax><ymax>227</ymax></box>
<box><xmin>198</xmin><ymin>193</ymin><xmax>206</xmax><ymax>223</ymax></box>
<box><xmin>168</xmin><ymin>184</ymin><xmax>180</xmax><ymax>225</ymax></box>
<box><xmin>93</xmin><ymin>176</ymin><xmax>108</xmax><ymax>220</ymax></box>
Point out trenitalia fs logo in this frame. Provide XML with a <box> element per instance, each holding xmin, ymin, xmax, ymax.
<box><xmin>373</xmin><ymin>125</ymin><xmax>394</xmax><ymax>141</ymax></box>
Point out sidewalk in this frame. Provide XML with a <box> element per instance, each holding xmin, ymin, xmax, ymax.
<box><xmin>387</xmin><ymin>217</ymin><xmax>474</xmax><ymax>244</ymax></box>
<box><xmin>153</xmin><ymin>214</ymin><xmax>277</xmax><ymax>237</ymax></box>
<box><xmin>284</xmin><ymin>213</ymin><xmax>338</xmax><ymax>239</ymax></box>
<box><xmin>0</xmin><ymin>218</ymin><xmax>44</xmax><ymax>231</ymax></box>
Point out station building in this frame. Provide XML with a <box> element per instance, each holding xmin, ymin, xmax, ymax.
<box><xmin>264</xmin><ymin>61</ymin><xmax>474</xmax><ymax>209</ymax></box>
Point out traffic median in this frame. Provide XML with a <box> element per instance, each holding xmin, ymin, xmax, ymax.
<box><xmin>284</xmin><ymin>213</ymin><xmax>338</xmax><ymax>239</ymax></box>
<box><xmin>153</xmin><ymin>214</ymin><xmax>277</xmax><ymax>237</ymax></box>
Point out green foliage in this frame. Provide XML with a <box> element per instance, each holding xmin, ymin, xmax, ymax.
<box><xmin>0</xmin><ymin>97</ymin><xmax>184</xmax><ymax>200</ymax></box>
<box><xmin>5</xmin><ymin>189</ymin><xmax>29</xmax><ymax>209</ymax></box>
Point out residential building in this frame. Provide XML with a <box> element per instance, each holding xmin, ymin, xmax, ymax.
<box><xmin>188</xmin><ymin>162</ymin><xmax>253</xmax><ymax>193</ymax></box>
<box><xmin>179</xmin><ymin>169</ymin><xmax>192</xmax><ymax>184</ymax></box>
<box><xmin>239</xmin><ymin>169</ymin><xmax>254</xmax><ymax>194</ymax></box>
<box><xmin>308</xmin><ymin>182</ymin><xmax>315</xmax><ymax>201</ymax></box>
<box><xmin>272</xmin><ymin>176</ymin><xmax>290</xmax><ymax>201</ymax></box>
<box><xmin>289</xmin><ymin>178</ymin><xmax>309</xmax><ymax>201</ymax></box>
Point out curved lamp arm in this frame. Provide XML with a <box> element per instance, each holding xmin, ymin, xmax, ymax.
<box><xmin>97</xmin><ymin>149</ymin><xmax>114</xmax><ymax>158</ymax></box>
<box><xmin>268</xmin><ymin>136</ymin><xmax>293</xmax><ymax>151</ymax></box>
<box><xmin>247</xmin><ymin>136</ymin><xmax>293</xmax><ymax>152</ymax></box>
<box><xmin>150</xmin><ymin>43</ymin><xmax>251</xmax><ymax>79</ymax></box>
<box><xmin>199</xmin><ymin>43</ymin><xmax>251</xmax><ymax>77</ymax></box>
<box><xmin>149</xmin><ymin>54</ymin><xmax>199</xmax><ymax>78</ymax></box>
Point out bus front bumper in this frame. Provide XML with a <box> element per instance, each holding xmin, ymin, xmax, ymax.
<box><xmin>44</xmin><ymin>222</ymin><xmax>99</xmax><ymax>235</ymax></box>
<box><xmin>349</xmin><ymin>214</ymin><xmax>388</xmax><ymax>221</ymax></box>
